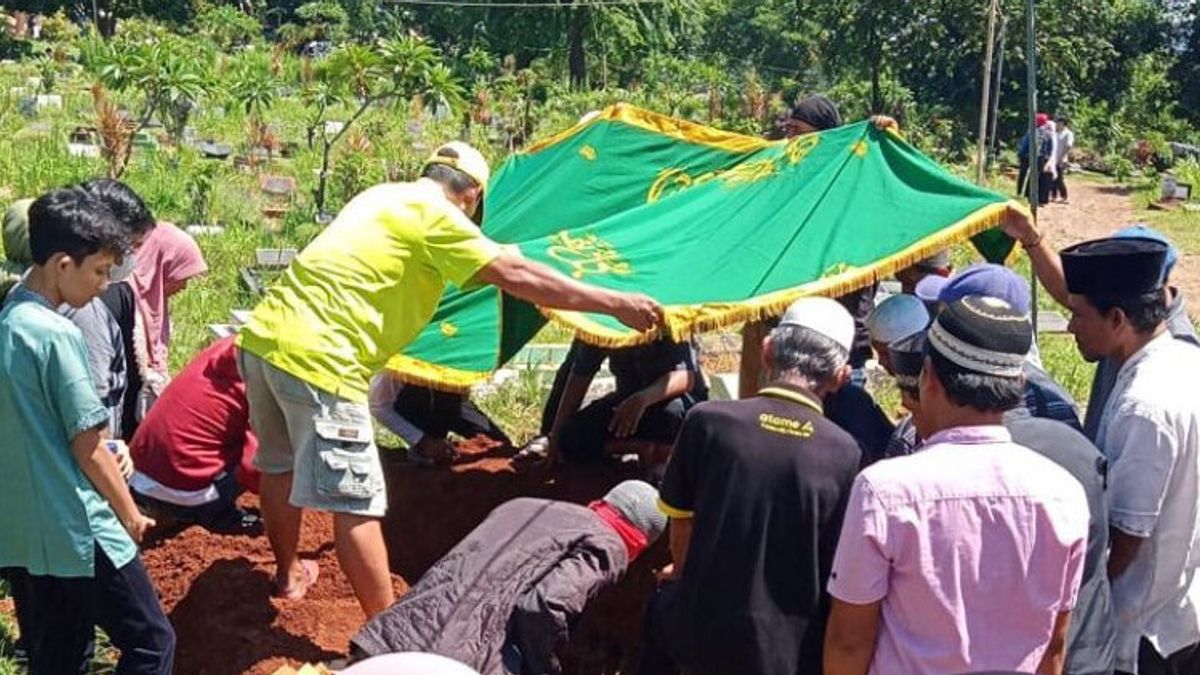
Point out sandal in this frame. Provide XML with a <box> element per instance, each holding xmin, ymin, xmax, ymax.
<box><xmin>274</xmin><ymin>559</ymin><xmax>320</xmax><ymax>600</ymax></box>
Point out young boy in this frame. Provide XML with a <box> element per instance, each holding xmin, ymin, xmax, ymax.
<box><xmin>0</xmin><ymin>187</ymin><xmax>175</xmax><ymax>674</ymax></box>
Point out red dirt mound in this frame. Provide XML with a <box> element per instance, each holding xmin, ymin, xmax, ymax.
<box><xmin>140</xmin><ymin>437</ymin><xmax>665</xmax><ymax>675</ymax></box>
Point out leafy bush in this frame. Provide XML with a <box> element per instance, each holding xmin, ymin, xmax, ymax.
<box><xmin>40</xmin><ymin>10</ymin><xmax>81</xmax><ymax>43</ymax></box>
<box><xmin>195</xmin><ymin>6</ymin><xmax>262</xmax><ymax>50</ymax></box>
<box><xmin>0</xmin><ymin>33</ymin><xmax>32</xmax><ymax>61</ymax></box>
<box><xmin>1174</xmin><ymin>158</ymin><xmax>1200</xmax><ymax>200</ymax></box>
<box><xmin>1108</xmin><ymin>154</ymin><xmax>1135</xmax><ymax>182</ymax></box>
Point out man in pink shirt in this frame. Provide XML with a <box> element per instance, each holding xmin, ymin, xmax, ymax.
<box><xmin>824</xmin><ymin>295</ymin><xmax>1091</xmax><ymax>675</ymax></box>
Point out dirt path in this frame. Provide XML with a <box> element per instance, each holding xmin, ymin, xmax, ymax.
<box><xmin>1034</xmin><ymin>178</ymin><xmax>1200</xmax><ymax>321</ymax></box>
<box><xmin>1034</xmin><ymin>180</ymin><xmax>1135</xmax><ymax>248</ymax></box>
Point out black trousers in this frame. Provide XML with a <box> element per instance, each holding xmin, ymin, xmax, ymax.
<box><xmin>1049</xmin><ymin>164</ymin><xmax>1068</xmax><ymax>200</ymax></box>
<box><xmin>1037</xmin><ymin>169</ymin><xmax>1054</xmax><ymax>205</ymax></box>
<box><xmin>637</xmin><ymin>582</ymin><xmax>682</xmax><ymax>675</ymax></box>
<box><xmin>4</xmin><ymin>545</ymin><xmax>175</xmax><ymax>675</ymax></box>
<box><xmin>1117</xmin><ymin>638</ymin><xmax>1200</xmax><ymax>675</ymax></box>
<box><xmin>132</xmin><ymin>469</ymin><xmax>243</xmax><ymax>531</ymax></box>
<box><xmin>393</xmin><ymin>384</ymin><xmax>511</xmax><ymax>445</ymax></box>
<box><xmin>1017</xmin><ymin>156</ymin><xmax>1030</xmax><ymax>196</ymax></box>
<box><xmin>559</xmin><ymin>392</ymin><xmax>689</xmax><ymax>463</ymax></box>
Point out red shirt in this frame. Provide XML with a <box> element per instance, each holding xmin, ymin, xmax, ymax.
<box><xmin>130</xmin><ymin>336</ymin><xmax>259</xmax><ymax>493</ymax></box>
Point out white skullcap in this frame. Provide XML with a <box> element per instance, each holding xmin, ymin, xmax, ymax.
<box><xmin>778</xmin><ymin>297</ymin><xmax>855</xmax><ymax>353</ymax></box>
<box><xmin>343</xmin><ymin>653</ymin><xmax>481</xmax><ymax>675</ymax></box>
<box><xmin>866</xmin><ymin>293</ymin><xmax>930</xmax><ymax>344</ymax></box>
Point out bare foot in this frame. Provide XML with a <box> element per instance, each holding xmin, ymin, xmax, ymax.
<box><xmin>274</xmin><ymin>559</ymin><xmax>320</xmax><ymax>600</ymax></box>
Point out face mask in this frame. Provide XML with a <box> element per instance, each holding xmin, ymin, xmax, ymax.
<box><xmin>109</xmin><ymin>251</ymin><xmax>136</xmax><ymax>282</ymax></box>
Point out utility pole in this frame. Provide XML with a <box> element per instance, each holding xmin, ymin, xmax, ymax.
<box><xmin>1026</xmin><ymin>0</ymin><xmax>1040</xmax><ymax>331</ymax></box>
<box><xmin>976</xmin><ymin>0</ymin><xmax>1000</xmax><ymax>184</ymax></box>
<box><xmin>988</xmin><ymin>15</ymin><xmax>1007</xmax><ymax>166</ymax></box>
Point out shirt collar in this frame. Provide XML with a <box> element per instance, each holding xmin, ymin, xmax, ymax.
<box><xmin>1115</xmin><ymin>330</ymin><xmax>1173</xmax><ymax>382</ymax></box>
<box><xmin>924</xmin><ymin>424</ymin><xmax>1012</xmax><ymax>447</ymax></box>
<box><xmin>6</xmin><ymin>283</ymin><xmax>54</xmax><ymax>311</ymax></box>
<box><xmin>758</xmin><ymin>381</ymin><xmax>823</xmax><ymax>414</ymax></box>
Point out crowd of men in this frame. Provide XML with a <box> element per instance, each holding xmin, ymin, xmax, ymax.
<box><xmin>0</xmin><ymin>95</ymin><xmax>1197</xmax><ymax>675</ymax></box>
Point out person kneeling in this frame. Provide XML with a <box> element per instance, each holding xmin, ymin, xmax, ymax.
<box><xmin>129</xmin><ymin>336</ymin><xmax>262</xmax><ymax>535</ymax></box>
<box><xmin>369</xmin><ymin>372</ymin><xmax>511</xmax><ymax>467</ymax></box>
<box><xmin>350</xmin><ymin>480</ymin><xmax>667</xmax><ymax>674</ymax></box>
<box><xmin>529</xmin><ymin>338</ymin><xmax>707</xmax><ymax>470</ymax></box>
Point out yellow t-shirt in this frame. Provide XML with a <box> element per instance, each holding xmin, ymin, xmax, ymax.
<box><xmin>237</xmin><ymin>179</ymin><xmax>503</xmax><ymax>402</ymax></box>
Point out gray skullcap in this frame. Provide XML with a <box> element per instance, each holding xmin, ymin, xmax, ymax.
<box><xmin>603</xmin><ymin>480</ymin><xmax>667</xmax><ymax>544</ymax></box>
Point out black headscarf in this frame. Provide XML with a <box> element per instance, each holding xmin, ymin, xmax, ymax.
<box><xmin>790</xmin><ymin>95</ymin><xmax>843</xmax><ymax>131</ymax></box>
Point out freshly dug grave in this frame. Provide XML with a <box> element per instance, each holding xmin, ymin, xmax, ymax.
<box><xmin>141</xmin><ymin>437</ymin><xmax>665</xmax><ymax>675</ymax></box>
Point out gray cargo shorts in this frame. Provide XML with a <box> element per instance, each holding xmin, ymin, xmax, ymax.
<box><xmin>237</xmin><ymin>348</ymin><xmax>387</xmax><ymax>518</ymax></box>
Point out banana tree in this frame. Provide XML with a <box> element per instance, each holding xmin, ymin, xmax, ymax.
<box><xmin>308</xmin><ymin>35</ymin><xmax>463</xmax><ymax>215</ymax></box>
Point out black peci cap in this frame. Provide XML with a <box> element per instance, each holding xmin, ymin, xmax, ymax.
<box><xmin>1061</xmin><ymin>237</ymin><xmax>1169</xmax><ymax>297</ymax></box>
<box><xmin>888</xmin><ymin>331</ymin><xmax>927</xmax><ymax>393</ymax></box>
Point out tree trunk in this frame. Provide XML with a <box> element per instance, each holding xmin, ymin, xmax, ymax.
<box><xmin>568</xmin><ymin>5</ymin><xmax>587</xmax><ymax>88</ymax></box>
<box><xmin>315</xmin><ymin>138</ymin><xmax>332</xmax><ymax>214</ymax></box>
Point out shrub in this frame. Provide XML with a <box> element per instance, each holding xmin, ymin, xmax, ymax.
<box><xmin>196</xmin><ymin>6</ymin><xmax>262</xmax><ymax>50</ymax></box>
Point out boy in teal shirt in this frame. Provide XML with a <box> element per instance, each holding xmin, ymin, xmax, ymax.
<box><xmin>0</xmin><ymin>187</ymin><xmax>174</xmax><ymax>674</ymax></box>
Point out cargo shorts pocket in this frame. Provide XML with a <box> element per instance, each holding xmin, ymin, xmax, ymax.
<box><xmin>313</xmin><ymin>417</ymin><xmax>382</xmax><ymax>500</ymax></box>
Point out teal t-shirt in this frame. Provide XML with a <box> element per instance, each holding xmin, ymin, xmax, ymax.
<box><xmin>0</xmin><ymin>285</ymin><xmax>136</xmax><ymax>577</ymax></box>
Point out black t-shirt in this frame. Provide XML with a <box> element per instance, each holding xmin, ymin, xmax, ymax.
<box><xmin>658</xmin><ymin>383</ymin><xmax>862</xmax><ymax>675</ymax></box>
<box><xmin>99</xmin><ymin>281</ymin><xmax>141</xmax><ymax>441</ymax></box>
<box><xmin>836</xmin><ymin>283</ymin><xmax>876</xmax><ymax>369</ymax></box>
<box><xmin>571</xmin><ymin>339</ymin><xmax>708</xmax><ymax>401</ymax></box>
<box><xmin>824</xmin><ymin>384</ymin><xmax>895</xmax><ymax>468</ymax></box>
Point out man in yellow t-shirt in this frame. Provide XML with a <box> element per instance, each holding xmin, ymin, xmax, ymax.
<box><xmin>236</xmin><ymin>141</ymin><xmax>663</xmax><ymax>618</ymax></box>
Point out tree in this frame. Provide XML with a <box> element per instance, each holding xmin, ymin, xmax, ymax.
<box><xmin>196</xmin><ymin>5</ymin><xmax>263</xmax><ymax>50</ymax></box>
<box><xmin>228</xmin><ymin>51</ymin><xmax>280</xmax><ymax>166</ymax></box>
<box><xmin>81</xmin><ymin>33</ymin><xmax>214</xmax><ymax>163</ymax></box>
<box><xmin>306</xmin><ymin>35</ymin><xmax>463</xmax><ymax>213</ymax></box>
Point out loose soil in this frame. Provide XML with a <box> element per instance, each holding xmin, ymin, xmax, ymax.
<box><xmin>140</xmin><ymin>437</ymin><xmax>664</xmax><ymax>675</ymax></box>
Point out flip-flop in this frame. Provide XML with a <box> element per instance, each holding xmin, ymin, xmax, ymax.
<box><xmin>275</xmin><ymin>559</ymin><xmax>320</xmax><ymax>600</ymax></box>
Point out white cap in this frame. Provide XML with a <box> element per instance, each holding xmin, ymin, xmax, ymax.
<box><xmin>777</xmin><ymin>297</ymin><xmax>855</xmax><ymax>353</ymax></box>
<box><xmin>343</xmin><ymin>653</ymin><xmax>481</xmax><ymax>675</ymax></box>
<box><xmin>866</xmin><ymin>293</ymin><xmax>930</xmax><ymax>344</ymax></box>
<box><xmin>424</xmin><ymin>141</ymin><xmax>490</xmax><ymax>191</ymax></box>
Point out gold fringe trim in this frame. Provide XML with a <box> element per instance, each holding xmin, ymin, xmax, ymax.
<box><xmin>543</xmin><ymin>200</ymin><xmax>1022</xmax><ymax>349</ymax></box>
<box><xmin>383</xmin><ymin>354</ymin><xmax>491</xmax><ymax>394</ymax></box>
<box><xmin>521</xmin><ymin>103</ymin><xmax>773</xmax><ymax>157</ymax></box>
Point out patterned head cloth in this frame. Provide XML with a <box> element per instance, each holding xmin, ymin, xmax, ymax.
<box><xmin>603</xmin><ymin>480</ymin><xmax>667</xmax><ymax>544</ymax></box>
<box><xmin>888</xmin><ymin>331</ymin><xmax>927</xmax><ymax>394</ymax></box>
<box><xmin>926</xmin><ymin>295</ymin><xmax>1032</xmax><ymax>378</ymax></box>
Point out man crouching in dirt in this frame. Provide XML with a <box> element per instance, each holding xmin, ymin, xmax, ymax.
<box><xmin>348</xmin><ymin>480</ymin><xmax>666</xmax><ymax>674</ymax></box>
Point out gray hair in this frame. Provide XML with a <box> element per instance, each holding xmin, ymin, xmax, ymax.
<box><xmin>767</xmin><ymin>324</ymin><xmax>849</xmax><ymax>388</ymax></box>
